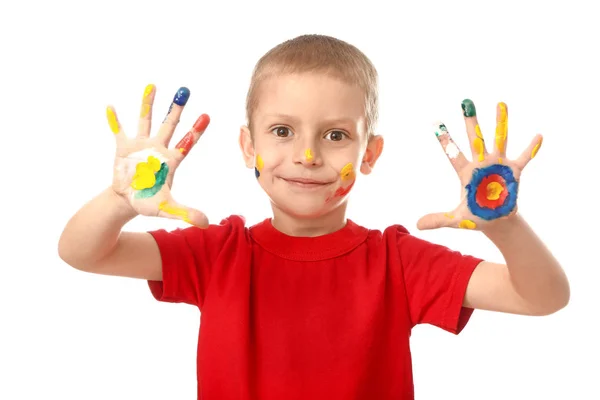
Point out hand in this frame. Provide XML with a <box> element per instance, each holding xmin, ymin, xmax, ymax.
<box><xmin>107</xmin><ymin>84</ymin><xmax>211</xmax><ymax>227</ymax></box>
<box><xmin>417</xmin><ymin>99</ymin><xmax>542</xmax><ymax>231</ymax></box>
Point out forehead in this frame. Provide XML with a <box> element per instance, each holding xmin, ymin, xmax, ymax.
<box><xmin>255</xmin><ymin>73</ymin><xmax>366</xmax><ymax>125</ymax></box>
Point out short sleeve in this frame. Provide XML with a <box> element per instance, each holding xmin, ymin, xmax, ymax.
<box><xmin>146</xmin><ymin>215</ymin><xmax>245</xmax><ymax>309</ymax></box>
<box><xmin>395</xmin><ymin>227</ymin><xmax>483</xmax><ymax>334</ymax></box>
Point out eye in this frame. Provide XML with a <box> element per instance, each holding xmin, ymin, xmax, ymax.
<box><xmin>272</xmin><ymin>126</ymin><xmax>293</xmax><ymax>138</ymax></box>
<box><xmin>324</xmin><ymin>130</ymin><xmax>347</xmax><ymax>141</ymax></box>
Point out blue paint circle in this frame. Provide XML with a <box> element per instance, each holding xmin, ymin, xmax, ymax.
<box><xmin>465</xmin><ymin>164</ymin><xmax>518</xmax><ymax>220</ymax></box>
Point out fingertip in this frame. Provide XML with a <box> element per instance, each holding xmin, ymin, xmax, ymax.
<box><xmin>193</xmin><ymin>114</ymin><xmax>211</xmax><ymax>132</ymax></box>
<box><xmin>461</xmin><ymin>99</ymin><xmax>476</xmax><ymax>117</ymax></box>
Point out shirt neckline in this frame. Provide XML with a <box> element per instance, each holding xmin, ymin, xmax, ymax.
<box><xmin>249</xmin><ymin>218</ymin><xmax>370</xmax><ymax>261</ymax></box>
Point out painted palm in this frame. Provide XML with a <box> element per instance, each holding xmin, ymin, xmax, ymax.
<box><xmin>417</xmin><ymin>100</ymin><xmax>543</xmax><ymax>231</ymax></box>
<box><xmin>107</xmin><ymin>85</ymin><xmax>211</xmax><ymax>227</ymax></box>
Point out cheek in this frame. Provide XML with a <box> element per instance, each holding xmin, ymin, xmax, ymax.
<box><xmin>254</xmin><ymin>145</ymin><xmax>287</xmax><ymax>178</ymax></box>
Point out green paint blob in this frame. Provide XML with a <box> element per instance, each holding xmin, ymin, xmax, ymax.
<box><xmin>435</xmin><ymin>123</ymin><xmax>448</xmax><ymax>137</ymax></box>
<box><xmin>461</xmin><ymin>99</ymin><xmax>476</xmax><ymax>117</ymax></box>
<box><xmin>135</xmin><ymin>162</ymin><xmax>169</xmax><ymax>199</ymax></box>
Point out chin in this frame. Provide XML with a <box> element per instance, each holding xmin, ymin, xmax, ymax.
<box><xmin>269</xmin><ymin>195</ymin><xmax>332</xmax><ymax>219</ymax></box>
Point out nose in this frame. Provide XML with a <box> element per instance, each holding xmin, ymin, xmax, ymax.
<box><xmin>292</xmin><ymin>138</ymin><xmax>322</xmax><ymax>167</ymax></box>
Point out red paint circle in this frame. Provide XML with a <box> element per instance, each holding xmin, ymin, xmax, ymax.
<box><xmin>475</xmin><ymin>174</ymin><xmax>508</xmax><ymax>208</ymax></box>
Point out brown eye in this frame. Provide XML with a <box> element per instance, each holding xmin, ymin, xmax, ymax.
<box><xmin>325</xmin><ymin>130</ymin><xmax>346</xmax><ymax>141</ymax></box>
<box><xmin>272</xmin><ymin>127</ymin><xmax>292</xmax><ymax>137</ymax></box>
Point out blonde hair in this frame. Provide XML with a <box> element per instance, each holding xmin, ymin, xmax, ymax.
<box><xmin>245</xmin><ymin>34</ymin><xmax>379</xmax><ymax>138</ymax></box>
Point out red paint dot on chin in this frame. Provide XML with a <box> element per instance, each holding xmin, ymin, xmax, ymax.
<box><xmin>475</xmin><ymin>174</ymin><xmax>508</xmax><ymax>208</ymax></box>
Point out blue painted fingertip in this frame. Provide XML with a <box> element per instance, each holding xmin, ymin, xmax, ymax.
<box><xmin>173</xmin><ymin>87</ymin><xmax>190</xmax><ymax>106</ymax></box>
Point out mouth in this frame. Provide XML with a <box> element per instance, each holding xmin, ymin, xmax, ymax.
<box><xmin>280</xmin><ymin>177</ymin><xmax>333</xmax><ymax>189</ymax></box>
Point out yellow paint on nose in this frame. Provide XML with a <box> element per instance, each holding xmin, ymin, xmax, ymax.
<box><xmin>486</xmin><ymin>182</ymin><xmax>504</xmax><ymax>200</ymax></box>
<box><xmin>305</xmin><ymin>148</ymin><xmax>313</xmax><ymax>162</ymax></box>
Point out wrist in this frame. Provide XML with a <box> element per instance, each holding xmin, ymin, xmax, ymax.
<box><xmin>106</xmin><ymin>187</ymin><xmax>139</xmax><ymax>221</ymax></box>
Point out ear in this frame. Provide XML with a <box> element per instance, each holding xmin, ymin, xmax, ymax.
<box><xmin>360</xmin><ymin>135</ymin><xmax>384</xmax><ymax>175</ymax></box>
<box><xmin>239</xmin><ymin>125</ymin><xmax>255</xmax><ymax>168</ymax></box>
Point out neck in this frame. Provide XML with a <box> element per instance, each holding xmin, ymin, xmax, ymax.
<box><xmin>270</xmin><ymin>202</ymin><xmax>348</xmax><ymax>237</ymax></box>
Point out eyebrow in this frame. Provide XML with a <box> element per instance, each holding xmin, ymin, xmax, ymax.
<box><xmin>263</xmin><ymin>113</ymin><xmax>356</xmax><ymax>126</ymax></box>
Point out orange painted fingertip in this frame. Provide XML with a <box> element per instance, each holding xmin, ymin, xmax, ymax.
<box><xmin>193</xmin><ymin>114</ymin><xmax>210</xmax><ymax>132</ymax></box>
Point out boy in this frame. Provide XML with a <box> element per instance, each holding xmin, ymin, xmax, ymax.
<box><xmin>58</xmin><ymin>34</ymin><xmax>570</xmax><ymax>399</ymax></box>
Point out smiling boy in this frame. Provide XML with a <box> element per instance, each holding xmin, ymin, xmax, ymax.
<box><xmin>58</xmin><ymin>34</ymin><xmax>569</xmax><ymax>399</ymax></box>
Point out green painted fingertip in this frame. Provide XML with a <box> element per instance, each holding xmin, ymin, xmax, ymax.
<box><xmin>461</xmin><ymin>99</ymin><xmax>476</xmax><ymax>117</ymax></box>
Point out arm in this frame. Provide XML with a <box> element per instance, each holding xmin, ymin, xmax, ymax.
<box><xmin>58</xmin><ymin>187</ymin><xmax>163</xmax><ymax>281</ymax></box>
<box><xmin>463</xmin><ymin>214</ymin><xmax>570</xmax><ymax>316</ymax></box>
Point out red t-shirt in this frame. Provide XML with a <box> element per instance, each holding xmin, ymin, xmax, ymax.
<box><xmin>147</xmin><ymin>215</ymin><xmax>482</xmax><ymax>399</ymax></box>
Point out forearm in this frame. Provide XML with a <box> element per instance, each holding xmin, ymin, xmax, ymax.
<box><xmin>58</xmin><ymin>187</ymin><xmax>138</xmax><ymax>270</ymax></box>
<box><xmin>483</xmin><ymin>213</ymin><xmax>570</xmax><ymax>314</ymax></box>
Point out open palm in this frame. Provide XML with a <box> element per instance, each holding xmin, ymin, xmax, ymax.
<box><xmin>417</xmin><ymin>100</ymin><xmax>543</xmax><ymax>231</ymax></box>
<box><xmin>108</xmin><ymin>85</ymin><xmax>210</xmax><ymax>227</ymax></box>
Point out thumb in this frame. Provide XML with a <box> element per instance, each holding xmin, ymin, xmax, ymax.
<box><xmin>416</xmin><ymin>212</ymin><xmax>455</xmax><ymax>230</ymax></box>
<box><xmin>157</xmin><ymin>198</ymin><xmax>209</xmax><ymax>228</ymax></box>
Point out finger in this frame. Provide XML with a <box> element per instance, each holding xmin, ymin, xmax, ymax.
<box><xmin>434</xmin><ymin>121</ymin><xmax>469</xmax><ymax>172</ymax></box>
<box><xmin>106</xmin><ymin>106</ymin><xmax>126</xmax><ymax>145</ymax></box>
<box><xmin>514</xmin><ymin>134</ymin><xmax>543</xmax><ymax>170</ymax></box>
<box><xmin>461</xmin><ymin>99</ymin><xmax>488</xmax><ymax>162</ymax></box>
<box><xmin>494</xmin><ymin>102</ymin><xmax>509</xmax><ymax>161</ymax></box>
<box><xmin>174</xmin><ymin>114</ymin><xmax>211</xmax><ymax>157</ymax></box>
<box><xmin>156</xmin><ymin>87</ymin><xmax>191</xmax><ymax>145</ymax></box>
<box><xmin>137</xmin><ymin>84</ymin><xmax>156</xmax><ymax>138</ymax></box>
<box><xmin>417</xmin><ymin>212</ymin><xmax>479</xmax><ymax>231</ymax></box>
<box><xmin>157</xmin><ymin>197</ymin><xmax>209</xmax><ymax>228</ymax></box>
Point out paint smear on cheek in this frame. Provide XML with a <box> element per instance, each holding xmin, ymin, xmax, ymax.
<box><xmin>340</xmin><ymin>163</ymin><xmax>356</xmax><ymax>181</ymax></box>
<box><xmin>326</xmin><ymin>163</ymin><xmax>356</xmax><ymax>202</ymax></box>
<box><xmin>255</xmin><ymin>154</ymin><xmax>264</xmax><ymax>178</ymax></box>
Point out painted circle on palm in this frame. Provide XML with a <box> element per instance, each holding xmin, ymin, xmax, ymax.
<box><xmin>465</xmin><ymin>164</ymin><xmax>518</xmax><ymax>220</ymax></box>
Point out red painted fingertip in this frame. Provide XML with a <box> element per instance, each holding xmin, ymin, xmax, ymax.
<box><xmin>193</xmin><ymin>114</ymin><xmax>210</xmax><ymax>132</ymax></box>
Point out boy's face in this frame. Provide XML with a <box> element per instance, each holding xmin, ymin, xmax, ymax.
<box><xmin>240</xmin><ymin>72</ymin><xmax>383</xmax><ymax>219</ymax></box>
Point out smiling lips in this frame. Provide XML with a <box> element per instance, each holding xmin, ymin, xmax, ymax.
<box><xmin>282</xmin><ymin>177</ymin><xmax>332</xmax><ymax>188</ymax></box>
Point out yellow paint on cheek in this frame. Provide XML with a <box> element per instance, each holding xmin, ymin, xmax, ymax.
<box><xmin>131</xmin><ymin>156</ymin><xmax>161</xmax><ymax>190</ymax></box>
<box><xmin>256</xmin><ymin>154</ymin><xmax>264</xmax><ymax>171</ymax></box>
<box><xmin>159</xmin><ymin>201</ymin><xmax>191</xmax><ymax>223</ymax></box>
<box><xmin>531</xmin><ymin>138</ymin><xmax>542</xmax><ymax>159</ymax></box>
<box><xmin>340</xmin><ymin>163</ymin><xmax>355</xmax><ymax>181</ymax></box>
<box><xmin>486</xmin><ymin>181</ymin><xmax>504</xmax><ymax>200</ymax></box>
<box><xmin>305</xmin><ymin>148</ymin><xmax>313</xmax><ymax>162</ymax></box>
<box><xmin>459</xmin><ymin>219</ymin><xmax>477</xmax><ymax>229</ymax></box>
<box><xmin>106</xmin><ymin>107</ymin><xmax>119</xmax><ymax>134</ymax></box>
<box><xmin>495</xmin><ymin>103</ymin><xmax>508</xmax><ymax>152</ymax></box>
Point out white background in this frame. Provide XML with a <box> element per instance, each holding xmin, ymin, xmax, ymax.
<box><xmin>1</xmin><ymin>0</ymin><xmax>598</xmax><ymax>398</ymax></box>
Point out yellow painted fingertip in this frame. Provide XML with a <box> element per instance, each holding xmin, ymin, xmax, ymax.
<box><xmin>531</xmin><ymin>138</ymin><xmax>542</xmax><ymax>159</ymax></box>
<box><xmin>459</xmin><ymin>219</ymin><xmax>477</xmax><ymax>229</ymax></box>
<box><xmin>106</xmin><ymin>107</ymin><xmax>119</xmax><ymax>134</ymax></box>
<box><xmin>143</xmin><ymin>84</ymin><xmax>154</xmax><ymax>98</ymax></box>
<box><xmin>498</xmin><ymin>102</ymin><xmax>508</xmax><ymax>123</ymax></box>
